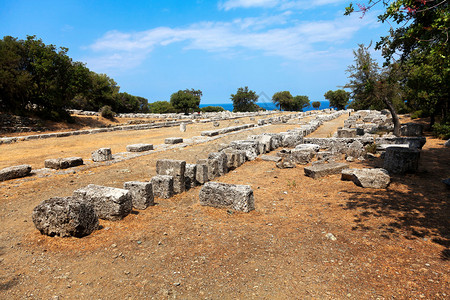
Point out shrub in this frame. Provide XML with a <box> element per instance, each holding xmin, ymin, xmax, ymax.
<box><xmin>433</xmin><ymin>122</ymin><xmax>450</xmax><ymax>139</ymax></box>
<box><xmin>365</xmin><ymin>143</ymin><xmax>377</xmax><ymax>154</ymax></box>
<box><xmin>410</xmin><ymin>110</ymin><xmax>423</xmax><ymax>119</ymax></box>
<box><xmin>99</xmin><ymin>105</ymin><xmax>115</xmax><ymax>119</ymax></box>
<box><xmin>200</xmin><ymin>106</ymin><xmax>225</xmax><ymax>112</ymax></box>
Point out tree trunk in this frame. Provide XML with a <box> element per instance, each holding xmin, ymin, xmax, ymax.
<box><xmin>383</xmin><ymin>96</ymin><xmax>401</xmax><ymax>137</ymax></box>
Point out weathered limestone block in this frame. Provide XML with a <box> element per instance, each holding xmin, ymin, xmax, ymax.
<box><xmin>45</xmin><ymin>157</ymin><xmax>83</xmax><ymax>169</ymax></box>
<box><xmin>151</xmin><ymin>175</ymin><xmax>174</xmax><ymax>199</ymax></box>
<box><xmin>341</xmin><ymin>168</ymin><xmax>390</xmax><ymax>189</ymax></box>
<box><xmin>304</xmin><ymin>162</ymin><xmax>349</xmax><ymax>179</ymax></box>
<box><xmin>73</xmin><ymin>184</ymin><xmax>132</xmax><ymax>221</ymax></box>
<box><xmin>276</xmin><ymin>155</ymin><xmax>297</xmax><ymax>169</ymax></box>
<box><xmin>184</xmin><ymin>164</ymin><xmax>197</xmax><ymax>189</ymax></box>
<box><xmin>383</xmin><ymin>147</ymin><xmax>420</xmax><ymax>174</ymax></box>
<box><xmin>208</xmin><ymin>152</ymin><xmax>228</xmax><ymax>176</ymax></box>
<box><xmin>337</xmin><ymin>128</ymin><xmax>357</xmax><ymax>138</ymax></box>
<box><xmin>295</xmin><ymin>144</ymin><xmax>320</xmax><ymax>152</ymax></box>
<box><xmin>32</xmin><ymin>197</ymin><xmax>98</xmax><ymax>237</ymax></box>
<box><xmin>126</xmin><ymin>143</ymin><xmax>154</xmax><ymax>152</ymax></box>
<box><xmin>230</xmin><ymin>140</ymin><xmax>260</xmax><ymax>161</ymax></box>
<box><xmin>290</xmin><ymin>149</ymin><xmax>315</xmax><ymax>164</ymax></box>
<box><xmin>260</xmin><ymin>155</ymin><xmax>282</xmax><ymax>162</ymax></box>
<box><xmin>123</xmin><ymin>181</ymin><xmax>154</xmax><ymax>209</ymax></box>
<box><xmin>165</xmin><ymin>137</ymin><xmax>183</xmax><ymax>144</ymax></box>
<box><xmin>345</xmin><ymin>140</ymin><xmax>365</xmax><ymax>158</ymax></box>
<box><xmin>281</xmin><ymin>132</ymin><xmax>303</xmax><ymax>148</ymax></box>
<box><xmin>180</xmin><ymin>123</ymin><xmax>187</xmax><ymax>132</ymax></box>
<box><xmin>377</xmin><ymin>144</ymin><xmax>409</xmax><ymax>151</ymax></box>
<box><xmin>198</xmin><ymin>158</ymin><xmax>219</xmax><ymax>180</ymax></box>
<box><xmin>263</xmin><ymin>133</ymin><xmax>282</xmax><ymax>149</ymax></box>
<box><xmin>195</xmin><ymin>163</ymin><xmax>209</xmax><ymax>184</ymax></box>
<box><xmin>375</xmin><ymin>136</ymin><xmax>426</xmax><ymax>150</ymax></box>
<box><xmin>199</xmin><ymin>182</ymin><xmax>255</xmax><ymax>212</ymax></box>
<box><xmin>0</xmin><ymin>164</ymin><xmax>32</xmax><ymax>181</ymax></box>
<box><xmin>213</xmin><ymin>121</ymin><xmax>220</xmax><ymax>127</ymax></box>
<box><xmin>92</xmin><ymin>148</ymin><xmax>113</xmax><ymax>162</ymax></box>
<box><xmin>400</xmin><ymin>122</ymin><xmax>423</xmax><ymax>137</ymax></box>
<box><xmin>156</xmin><ymin>159</ymin><xmax>186</xmax><ymax>194</ymax></box>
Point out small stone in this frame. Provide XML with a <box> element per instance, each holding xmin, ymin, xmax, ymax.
<box><xmin>325</xmin><ymin>233</ymin><xmax>337</xmax><ymax>241</ymax></box>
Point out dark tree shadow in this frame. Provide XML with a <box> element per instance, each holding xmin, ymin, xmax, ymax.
<box><xmin>341</xmin><ymin>142</ymin><xmax>450</xmax><ymax>260</ymax></box>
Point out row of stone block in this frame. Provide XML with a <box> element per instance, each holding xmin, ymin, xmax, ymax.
<box><xmin>201</xmin><ymin>124</ymin><xmax>255</xmax><ymax>137</ymax></box>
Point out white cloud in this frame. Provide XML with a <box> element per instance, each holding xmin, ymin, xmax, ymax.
<box><xmin>219</xmin><ymin>0</ymin><xmax>280</xmax><ymax>10</ymax></box>
<box><xmin>219</xmin><ymin>0</ymin><xmax>347</xmax><ymax>10</ymax></box>
<box><xmin>85</xmin><ymin>12</ymin><xmax>377</xmax><ymax>72</ymax></box>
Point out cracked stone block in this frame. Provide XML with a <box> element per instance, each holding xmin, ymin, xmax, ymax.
<box><xmin>184</xmin><ymin>164</ymin><xmax>197</xmax><ymax>189</ymax></box>
<box><xmin>337</xmin><ymin>128</ymin><xmax>357</xmax><ymax>138</ymax></box>
<box><xmin>124</xmin><ymin>181</ymin><xmax>154</xmax><ymax>209</ymax></box>
<box><xmin>126</xmin><ymin>143</ymin><xmax>154</xmax><ymax>152</ymax></box>
<box><xmin>280</xmin><ymin>133</ymin><xmax>303</xmax><ymax>148</ymax></box>
<box><xmin>290</xmin><ymin>149</ymin><xmax>316</xmax><ymax>164</ymax></box>
<box><xmin>0</xmin><ymin>164</ymin><xmax>32</xmax><ymax>181</ymax></box>
<box><xmin>400</xmin><ymin>123</ymin><xmax>423</xmax><ymax>137</ymax></box>
<box><xmin>195</xmin><ymin>163</ymin><xmax>209</xmax><ymax>184</ymax></box>
<box><xmin>304</xmin><ymin>162</ymin><xmax>349</xmax><ymax>179</ymax></box>
<box><xmin>32</xmin><ymin>197</ymin><xmax>98</xmax><ymax>237</ymax></box>
<box><xmin>198</xmin><ymin>158</ymin><xmax>219</xmax><ymax>181</ymax></box>
<box><xmin>229</xmin><ymin>140</ymin><xmax>260</xmax><ymax>161</ymax></box>
<box><xmin>92</xmin><ymin>148</ymin><xmax>113</xmax><ymax>162</ymax></box>
<box><xmin>199</xmin><ymin>182</ymin><xmax>255</xmax><ymax>212</ymax></box>
<box><xmin>383</xmin><ymin>147</ymin><xmax>420</xmax><ymax>174</ymax></box>
<box><xmin>45</xmin><ymin>157</ymin><xmax>83</xmax><ymax>170</ymax></box>
<box><xmin>165</xmin><ymin>137</ymin><xmax>183</xmax><ymax>144</ymax></box>
<box><xmin>151</xmin><ymin>175</ymin><xmax>174</xmax><ymax>199</ymax></box>
<box><xmin>73</xmin><ymin>184</ymin><xmax>132</xmax><ymax>221</ymax></box>
<box><xmin>156</xmin><ymin>159</ymin><xmax>186</xmax><ymax>194</ymax></box>
<box><xmin>276</xmin><ymin>155</ymin><xmax>297</xmax><ymax>169</ymax></box>
<box><xmin>180</xmin><ymin>123</ymin><xmax>187</xmax><ymax>132</ymax></box>
<box><xmin>208</xmin><ymin>152</ymin><xmax>228</xmax><ymax>176</ymax></box>
<box><xmin>260</xmin><ymin>155</ymin><xmax>282</xmax><ymax>162</ymax></box>
<box><xmin>341</xmin><ymin>168</ymin><xmax>390</xmax><ymax>189</ymax></box>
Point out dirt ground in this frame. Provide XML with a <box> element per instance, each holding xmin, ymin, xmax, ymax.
<box><xmin>0</xmin><ymin>114</ymin><xmax>448</xmax><ymax>299</ymax></box>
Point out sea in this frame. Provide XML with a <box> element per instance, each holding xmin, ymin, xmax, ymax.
<box><xmin>200</xmin><ymin>100</ymin><xmax>330</xmax><ymax>112</ymax></box>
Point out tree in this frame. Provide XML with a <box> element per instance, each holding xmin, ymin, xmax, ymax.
<box><xmin>148</xmin><ymin>101</ymin><xmax>176</xmax><ymax>114</ymax></box>
<box><xmin>231</xmin><ymin>86</ymin><xmax>259</xmax><ymax>112</ymax></box>
<box><xmin>170</xmin><ymin>90</ymin><xmax>200</xmax><ymax>114</ymax></box>
<box><xmin>293</xmin><ymin>95</ymin><xmax>310</xmax><ymax>111</ymax></box>
<box><xmin>312</xmin><ymin>101</ymin><xmax>321</xmax><ymax>109</ymax></box>
<box><xmin>272</xmin><ymin>91</ymin><xmax>294</xmax><ymax>111</ymax></box>
<box><xmin>200</xmin><ymin>106</ymin><xmax>225</xmax><ymax>112</ymax></box>
<box><xmin>324</xmin><ymin>89</ymin><xmax>350</xmax><ymax>110</ymax></box>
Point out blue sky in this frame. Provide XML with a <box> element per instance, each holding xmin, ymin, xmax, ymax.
<box><xmin>1</xmin><ymin>0</ymin><xmax>389</xmax><ymax>105</ymax></box>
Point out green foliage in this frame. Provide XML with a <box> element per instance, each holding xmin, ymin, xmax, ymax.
<box><xmin>365</xmin><ymin>143</ymin><xmax>377</xmax><ymax>154</ymax></box>
<box><xmin>272</xmin><ymin>91</ymin><xmax>310</xmax><ymax>111</ymax></box>
<box><xmin>410</xmin><ymin>110</ymin><xmax>423</xmax><ymax>119</ymax></box>
<box><xmin>200</xmin><ymin>106</ymin><xmax>225</xmax><ymax>112</ymax></box>
<box><xmin>148</xmin><ymin>101</ymin><xmax>176</xmax><ymax>114</ymax></box>
<box><xmin>231</xmin><ymin>86</ymin><xmax>259</xmax><ymax>112</ymax></box>
<box><xmin>324</xmin><ymin>89</ymin><xmax>350</xmax><ymax>110</ymax></box>
<box><xmin>170</xmin><ymin>90</ymin><xmax>200</xmax><ymax>114</ymax></box>
<box><xmin>99</xmin><ymin>105</ymin><xmax>115</xmax><ymax>119</ymax></box>
<box><xmin>312</xmin><ymin>101</ymin><xmax>321</xmax><ymax>109</ymax></box>
<box><xmin>432</xmin><ymin>122</ymin><xmax>450</xmax><ymax>140</ymax></box>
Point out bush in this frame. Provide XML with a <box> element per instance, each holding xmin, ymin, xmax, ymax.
<box><xmin>200</xmin><ymin>106</ymin><xmax>225</xmax><ymax>112</ymax></box>
<box><xmin>365</xmin><ymin>143</ymin><xmax>377</xmax><ymax>154</ymax></box>
<box><xmin>410</xmin><ymin>110</ymin><xmax>423</xmax><ymax>119</ymax></box>
<box><xmin>148</xmin><ymin>101</ymin><xmax>176</xmax><ymax>114</ymax></box>
<box><xmin>433</xmin><ymin>122</ymin><xmax>450</xmax><ymax>139</ymax></box>
<box><xmin>99</xmin><ymin>105</ymin><xmax>115</xmax><ymax>119</ymax></box>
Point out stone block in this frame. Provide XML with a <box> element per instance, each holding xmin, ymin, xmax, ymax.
<box><xmin>124</xmin><ymin>181</ymin><xmax>154</xmax><ymax>209</ymax></box>
<box><xmin>337</xmin><ymin>128</ymin><xmax>357</xmax><ymax>138</ymax></box>
<box><xmin>383</xmin><ymin>147</ymin><xmax>420</xmax><ymax>174</ymax></box>
<box><xmin>304</xmin><ymin>162</ymin><xmax>349</xmax><ymax>179</ymax></box>
<box><xmin>295</xmin><ymin>144</ymin><xmax>320</xmax><ymax>152</ymax></box>
<box><xmin>180</xmin><ymin>123</ymin><xmax>187</xmax><ymax>132</ymax></box>
<box><xmin>32</xmin><ymin>197</ymin><xmax>98</xmax><ymax>237</ymax></box>
<box><xmin>199</xmin><ymin>182</ymin><xmax>255</xmax><ymax>212</ymax></box>
<box><xmin>342</xmin><ymin>168</ymin><xmax>390</xmax><ymax>189</ymax></box>
<box><xmin>73</xmin><ymin>184</ymin><xmax>132</xmax><ymax>221</ymax></box>
<box><xmin>126</xmin><ymin>143</ymin><xmax>154</xmax><ymax>152</ymax></box>
<box><xmin>276</xmin><ymin>155</ymin><xmax>296</xmax><ymax>168</ymax></box>
<box><xmin>260</xmin><ymin>155</ymin><xmax>282</xmax><ymax>162</ymax></box>
<box><xmin>45</xmin><ymin>157</ymin><xmax>83</xmax><ymax>169</ymax></box>
<box><xmin>281</xmin><ymin>132</ymin><xmax>303</xmax><ymax>148</ymax></box>
<box><xmin>151</xmin><ymin>175</ymin><xmax>174</xmax><ymax>199</ymax></box>
<box><xmin>184</xmin><ymin>164</ymin><xmax>197</xmax><ymax>189</ymax></box>
<box><xmin>156</xmin><ymin>159</ymin><xmax>186</xmax><ymax>194</ymax></box>
<box><xmin>92</xmin><ymin>148</ymin><xmax>113</xmax><ymax>162</ymax></box>
<box><xmin>165</xmin><ymin>137</ymin><xmax>183</xmax><ymax>144</ymax></box>
<box><xmin>400</xmin><ymin>122</ymin><xmax>423</xmax><ymax>137</ymax></box>
<box><xmin>0</xmin><ymin>164</ymin><xmax>32</xmax><ymax>181</ymax></box>
<box><xmin>290</xmin><ymin>149</ymin><xmax>315</xmax><ymax>164</ymax></box>
<box><xmin>345</xmin><ymin>140</ymin><xmax>365</xmax><ymax>158</ymax></box>
<box><xmin>195</xmin><ymin>163</ymin><xmax>209</xmax><ymax>184</ymax></box>
<box><xmin>208</xmin><ymin>152</ymin><xmax>228</xmax><ymax>176</ymax></box>
<box><xmin>445</xmin><ymin>139</ymin><xmax>450</xmax><ymax>147</ymax></box>
<box><xmin>230</xmin><ymin>140</ymin><xmax>260</xmax><ymax>161</ymax></box>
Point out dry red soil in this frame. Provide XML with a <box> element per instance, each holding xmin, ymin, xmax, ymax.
<box><xmin>0</xmin><ymin>114</ymin><xmax>448</xmax><ymax>299</ymax></box>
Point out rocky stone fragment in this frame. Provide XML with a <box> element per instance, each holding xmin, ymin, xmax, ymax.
<box><xmin>151</xmin><ymin>175</ymin><xmax>174</xmax><ymax>199</ymax></box>
<box><xmin>156</xmin><ymin>159</ymin><xmax>186</xmax><ymax>194</ymax></box>
<box><xmin>260</xmin><ymin>155</ymin><xmax>282</xmax><ymax>162</ymax></box>
<box><xmin>184</xmin><ymin>164</ymin><xmax>197</xmax><ymax>189</ymax></box>
<box><xmin>195</xmin><ymin>163</ymin><xmax>209</xmax><ymax>184</ymax></box>
<box><xmin>32</xmin><ymin>197</ymin><xmax>98</xmax><ymax>237</ymax></box>
<box><xmin>73</xmin><ymin>184</ymin><xmax>132</xmax><ymax>221</ymax></box>
<box><xmin>126</xmin><ymin>143</ymin><xmax>154</xmax><ymax>152</ymax></box>
<box><xmin>383</xmin><ymin>147</ymin><xmax>420</xmax><ymax>174</ymax></box>
<box><xmin>92</xmin><ymin>148</ymin><xmax>113</xmax><ymax>162</ymax></box>
<box><xmin>295</xmin><ymin>144</ymin><xmax>320</xmax><ymax>152</ymax></box>
<box><xmin>45</xmin><ymin>157</ymin><xmax>83</xmax><ymax>169</ymax></box>
<box><xmin>229</xmin><ymin>140</ymin><xmax>260</xmax><ymax>160</ymax></box>
<box><xmin>208</xmin><ymin>152</ymin><xmax>228</xmax><ymax>176</ymax></box>
<box><xmin>290</xmin><ymin>149</ymin><xmax>315</xmax><ymax>164</ymax></box>
<box><xmin>341</xmin><ymin>168</ymin><xmax>390</xmax><ymax>189</ymax></box>
<box><xmin>199</xmin><ymin>182</ymin><xmax>255</xmax><ymax>212</ymax></box>
<box><xmin>337</xmin><ymin>128</ymin><xmax>357</xmax><ymax>138</ymax></box>
<box><xmin>124</xmin><ymin>181</ymin><xmax>154</xmax><ymax>209</ymax></box>
<box><xmin>400</xmin><ymin>122</ymin><xmax>423</xmax><ymax>137</ymax></box>
<box><xmin>165</xmin><ymin>137</ymin><xmax>183</xmax><ymax>144</ymax></box>
<box><xmin>180</xmin><ymin>123</ymin><xmax>187</xmax><ymax>132</ymax></box>
<box><xmin>304</xmin><ymin>162</ymin><xmax>349</xmax><ymax>179</ymax></box>
<box><xmin>276</xmin><ymin>155</ymin><xmax>296</xmax><ymax>169</ymax></box>
<box><xmin>345</xmin><ymin>140</ymin><xmax>365</xmax><ymax>158</ymax></box>
<box><xmin>444</xmin><ymin>139</ymin><xmax>450</xmax><ymax>148</ymax></box>
<box><xmin>0</xmin><ymin>164</ymin><xmax>32</xmax><ymax>181</ymax></box>
<box><xmin>280</xmin><ymin>132</ymin><xmax>303</xmax><ymax>148</ymax></box>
